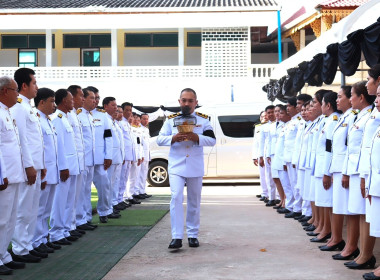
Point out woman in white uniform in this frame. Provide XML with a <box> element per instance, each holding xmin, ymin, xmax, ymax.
<box><xmin>342</xmin><ymin>81</ymin><xmax>376</xmax><ymax>270</ymax></box>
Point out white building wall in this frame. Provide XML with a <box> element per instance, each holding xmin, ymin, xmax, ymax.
<box><xmin>123</xmin><ymin>49</ymin><xmax>178</xmax><ymax>66</ymax></box>
<box><xmin>38</xmin><ymin>49</ymin><xmax>46</xmax><ymax>66</ymax></box>
<box><xmin>185</xmin><ymin>48</ymin><xmax>201</xmax><ymax>65</ymax></box>
<box><xmin>100</xmin><ymin>49</ymin><xmax>111</xmax><ymax>66</ymax></box>
<box><xmin>0</xmin><ymin>50</ymin><xmax>17</xmax><ymax>66</ymax></box>
<box><xmin>62</xmin><ymin>50</ymin><xmax>80</xmax><ymax>66</ymax></box>
<box><xmin>251</xmin><ymin>53</ymin><xmax>279</xmax><ymax>64</ymax></box>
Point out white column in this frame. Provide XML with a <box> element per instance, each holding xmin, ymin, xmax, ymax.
<box><xmin>178</xmin><ymin>28</ymin><xmax>184</xmax><ymax>66</ymax></box>
<box><xmin>300</xmin><ymin>29</ymin><xmax>306</xmax><ymax>49</ymax></box>
<box><xmin>45</xmin><ymin>29</ymin><xmax>52</xmax><ymax>67</ymax></box>
<box><xmin>111</xmin><ymin>29</ymin><xmax>118</xmax><ymax>67</ymax></box>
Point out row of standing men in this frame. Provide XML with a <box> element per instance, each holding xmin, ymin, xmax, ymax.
<box><xmin>0</xmin><ymin>68</ymin><xmax>152</xmax><ymax>276</ymax></box>
<box><xmin>252</xmin><ymin>64</ymin><xmax>380</xmax><ymax>280</ymax></box>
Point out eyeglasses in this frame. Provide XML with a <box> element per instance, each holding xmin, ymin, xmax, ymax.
<box><xmin>6</xmin><ymin>87</ymin><xmax>19</xmax><ymax>93</ymax></box>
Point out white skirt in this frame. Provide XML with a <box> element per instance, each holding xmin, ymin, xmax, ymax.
<box><xmin>296</xmin><ymin>169</ymin><xmax>305</xmax><ymax>193</ymax></box>
<box><xmin>303</xmin><ymin>169</ymin><xmax>312</xmax><ymax>201</ymax></box>
<box><xmin>270</xmin><ymin>156</ymin><xmax>279</xmax><ymax>179</ymax></box>
<box><xmin>315</xmin><ymin>176</ymin><xmax>333</xmax><ymax>207</ymax></box>
<box><xmin>332</xmin><ymin>172</ymin><xmax>351</xmax><ymax>215</ymax></box>
<box><xmin>309</xmin><ymin>175</ymin><xmax>316</xmax><ymax>202</ymax></box>
<box><xmin>347</xmin><ymin>174</ymin><xmax>366</xmax><ymax>215</ymax></box>
<box><xmin>370</xmin><ymin>196</ymin><xmax>380</xmax><ymax>237</ymax></box>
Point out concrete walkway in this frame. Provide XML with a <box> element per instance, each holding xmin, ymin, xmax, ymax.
<box><xmin>103</xmin><ymin>185</ymin><xmax>379</xmax><ymax>280</ymax></box>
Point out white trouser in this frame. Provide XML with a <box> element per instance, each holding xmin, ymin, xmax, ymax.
<box><xmin>169</xmin><ymin>174</ymin><xmax>203</xmax><ymax>239</ymax></box>
<box><xmin>286</xmin><ymin>162</ymin><xmax>298</xmax><ymax>212</ymax></box>
<box><xmin>63</xmin><ymin>174</ymin><xmax>78</xmax><ymax>238</ymax></box>
<box><xmin>264</xmin><ymin>161</ymin><xmax>276</xmax><ymax>200</ymax></box>
<box><xmin>137</xmin><ymin>160</ymin><xmax>149</xmax><ymax>195</ymax></box>
<box><xmin>110</xmin><ymin>163</ymin><xmax>122</xmax><ymax>207</ymax></box>
<box><xmin>93</xmin><ymin>164</ymin><xmax>113</xmax><ymax>217</ymax></box>
<box><xmin>49</xmin><ymin>175</ymin><xmax>73</xmax><ymax>242</ymax></box>
<box><xmin>120</xmin><ymin>161</ymin><xmax>132</xmax><ymax>203</ymax></box>
<box><xmin>278</xmin><ymin>170</ymin><xmax>294</xmax><ymax>211</ymax></box>
<box><xmin>33</xmin><ymin>183</ymin><xmax>57</xmax><ymax>248</ymax></box>
<box><xmin>127</xmin><ymin>161</ymin><xmax>141</xmax><ymax>196</ymax></box>
<box><xmin>77</xmin><ymin>166</ymin><xmax>94</xmax><ymax>226</ymax></box>
<box><xmin>259</xmin><ymin>164</ymin><xmax>268</xmax><ymax>197</ymax></box>
<box><xmin>292</xmin><ymin>166</ymin><xmax>303</xmax><ymax>213</ymax></box>
<box><xmin>70</xmin><ymin>172</ymin><xmax>83</xmax><ymax>231</ymax></box>
<box><xmin>12</xmin><ymin>171</ymin><xmax>41</xmax><ymax>255</ymax></box>
<box><xmin>0</xmin><ymin>182</ymin><xmax>21</xmax><ymax>265</ymax></box>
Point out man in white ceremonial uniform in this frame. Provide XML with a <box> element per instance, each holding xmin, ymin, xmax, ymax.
<box><xmin>66</xmin><ymin>85</ymin><xmax>86</xmax><ymax>238</ymax></box>
<box><xmin>11</xmin><ymin>68</ymin><xmax>46</xmax><ymax>263</ymax></box>
<box><xmin>157</xmin><ymin>88</ymin><xmax>216</xmax><ymax>249</ymax></box>
<box><xmin>258</xmin><ymin>105</ymin><xmax>276</xmax><ymax>205</ymax></box>
<box><xmin>90</xmin><ymin>87</ymin><xmax>115</xmax><ymax>223</ymax></box>
<box><xmin>49</xmin><ymin>89</ymin><xmax>80</xmax><ymax>246</ymax></box>
<box><xmin>137</xmin><ymin>113</ymin><xmax>152</xmax><ymax>198</ymax></box>
<box><xmin>0</xmin><ymin>76</ymin><xmax>27</xmax><ymax>275</ymax></box>
<box><xmin>76</xmin><ymin>88</ymin><xmax>97</xmax><ymax>230</ymax></box>
<box><xmin>252</xmin><ymin>111</ymin><xmax>268</xmax><ymax>201</ymax></box>
<box><xmin>119</xmin><ymin>102</ymin><xmax>137</xmax><ymax>208</ymax></box>
<box><xmin>103</xmin><ymin>97</ymin><xmax>124</xmax><ymax>219</ymax></box>
<box><xmin>32</xmin><ymin>88</ymin><xmax>61</xmax><ymax>254</ymax></box>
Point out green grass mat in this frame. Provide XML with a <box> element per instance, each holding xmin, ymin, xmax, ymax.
<box><xmin>96</xmin><ymin>209</ymin><xmax>168</xmax><ymax>226</ymax></box>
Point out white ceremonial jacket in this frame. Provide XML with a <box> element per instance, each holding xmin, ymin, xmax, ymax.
<box><xmin>131</xmin><ymin>124</ymin><xmax>143</xmax><ymax>161</ymax></box>
<box><xmin>157</xmin><ymin>111</ymin><xmax>216</xmax><ymax>178</ymax></box>
<box><xmin>252</xmin><ymin>123</ymin><xmax>264</xmax><ymax>160</ymax></box>
<box><xmin>37</xmin><ymin>110</ymin><xmax>59</xmax><ymax>184</ymax></box>
<box><xmin>326</xmin><ymin>109</ymin><xmax>356</xmax><ymax>175</ymax></box>
<box><xmin>309</xmin><ymin>115</ymin><xmax>326</xmax><ymax>175</ymax></box>
<box><xmin>119</xmin><ymin>117</ymin><xmax>135</xmax><ymax>161</ymax></box>
<box><xmin>140</xmin><ymin>125</ymin><xmax>151</xmax><ymax>161</ymax></box>
<box><xmin>77</xmin><ymin>108</ymin><xmax>95</xmax><ymax>167</ymax></box>
<box><xmin>342</xmin><ymin>106</ymin><xmax>372</xmax><ymax>176</ymax></box>
<box><xmin>292</xmin><ymin>117</ymin><xmax>307</xmax><ymax>166</ymax></box>
<box><xmin>272</xmin><ymin>121</ymin><xmax>286</xmax><ymax>170</ymax></box>
<box><xmin>106</xmin><ymin>113</ymin><xmax>124</xmax><ymax>165</ymax></box>
<box><xmin>358</xmin><ymin>107</ymin><xmax>380</xmax><ymax>179</ymax></box>
<box><xmin>52</xmin><ymin>109</ymin><xmax>80</xmax><ymax>175</ymax></box>
<box><xmin>283</xmin><ymin>113</ymin><xmax>302</xmax><ymax>164</ymax></box>
<box><xmin>91</xmin><ymin>108</ymin><xmax>113</xmax><ymax>164</ymax></box>
<box><xmin>368</xmin><ymin>125</ymin><xmax>380</xmax><ymax>197</ymax></box>
<box><xmin>10</xmin><ymin>94</ymin><xmax>44</xmax><ymax>170</ymax></box>
<box><xmin>0</xmin><ymin>102</ymin><xmax>25</xmax><ymax>184</ymax></box>
<box><xmin>68</xmin><ymin>109</ymin><xmax>85</xmax><ymax>172</ymax></box>
<box><xmin>258</xmin><ymin>121</ymin><xmax>271</xmax><ymax>158</ymax></box>
<box><xmin>266</xmin><ymin>120</ymin><xmax>284</xmax><ymax>158</ymax></box>
<box><xmin>314</xmin><ymin>112</ymin><xmax>340</xmax><ymax>178</ymax></box>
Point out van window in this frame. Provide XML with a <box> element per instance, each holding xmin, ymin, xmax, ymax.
<box><xmin>218</xmin><ymin>115</ymin><xmax>259</xmax><ymax>138</ymax></box>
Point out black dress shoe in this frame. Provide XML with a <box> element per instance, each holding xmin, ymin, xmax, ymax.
<box><xmin>264</xmin><ymin>197</ymin><xmax>269</xmax><ymax>203</ymax></box>
<box><xmin>4</xmin><ymin>261</ymin><xmax>25</xmax><ymax>270</ymax></box>
<box><xmin>133</xmin><ymin>194</ymin><xmax>145</xmax><ymax>200</ymax></box>
<box><xmin>265</xmin><ymin>200</ymin><xmax>276</xmax><ymax>207</ymax></box>
<box><xmin>53</xmin><ymin>238</ymin><xmax>72</xmax><ymax>245</ymax></box>
<box><xmin>256</xmin><ymin>194</ymin><xmax>262</xmax><ymax>198</ymax></box>
<box><xmin>310</xmin><ymin>233</ymin><xmax>331</xmax><ymax>243</ymax></box>
<box><xmin>294</xmin><ymin>214</ymin><xmax>305</xmax><ymax>220</ymax></box>
<box><xmin>11</xmin><ymin>253</ymin><xmax>41</xmax><ymax>263</ymax></box>
<box><xmin>332</xmin><ymin>248</ymin><xmax>360</xmax><ymax>260</ymax></box>
<box><xmin>301</xmin><ymin>222</ymin><xmax>310</xmax><ymax>227</ymax></box>
<box><xmin>70</xmin><ymin>230</ymin><xmax>82</xmax><ymax>238</ymax></box>
<box><xmin>47</xmin><ymin>242</ymin><xmax>61</xmax><ymax>250</ymax></box>
<box><xmin>29</xmin><ymin>249</ymin><xmax>48</xmax><ymax>258</ymax></box>
<box><xmin>99</xmin><ymin>216</ymin><xmax>108</xmax><ymax>223</ymax></box>
<box><xmin>87</xmin><ymin>221</ymin><xmax>98</xmax><ymax>228</ymax></box>
<box><xmin>299</xmin><ymin>216</ymin><xmax>312</xmax><ymax>222</ymax></box>
<box><xmin>345</xmin><ymin>256</ymin><xmax>376</xmax><ymax>269</ymax></box>
<box><xmin>128</xmin><ymin>198</ymin><xmax>141</xmax><ymax>204</ymax></box>
<box><xmin>307</xmin><ymin>232</ymin><xmax>319</xmax><ymax>236</ymax></box>
<box><xmin>259</xmin><ymin>196</ymin><xmax>267</xmax><ymax>201</ymax></box>
<box><xmin>275</xmin><ymin>199</ymin><xmax>281</xmax><ymax>204</ymax></box>
<box><xmin>35</xmin><ymin>243</ymin><xmax>54</xmax><ymax>254</ymax></box>
<box><xmin>273</xmin><ymin>205</ymin><xmax>282</xmax><ymax>209</ymax></box>
<box><xmin>188</xmin><ymin>238</ymin><xmax>199</xmax><ymax>247</ymax></box>
<box><xmin>113</xmin><ymin>204</ymin><xmax>126</xmax><ymax>211</ymax></box>
<box><xmin>121</xmin><ymin>201</ymin><xmax>132</xmax><ymax>208</ymax></box>
<box><xmin>0</xmin><ymin>265</ymin><xmax>12</xmax><ymax>275</ymax></box>
<box><xmin>75</xmin><ymin>228</ymin><xmax>86</xmax><ymax>235</ymax></box>
<box><xmin>143</xmin><ymin>193</ymin><xmax>152</xmax><ymax>198</ymax></box>
<box><xmin>107</xmin><ymin>212</ymin><xmax>121</xmax><ymax>219</ymax></box>
<box><xmin>285</xmin><ymin>212</ymin><xmax>302</xmax><ymax>218</ymax></box>
<box><xmin>319</xmin><ymin>240</ymin><xmax>346</xmax><ymax>251</ymax></box>
<box><xmin>363</xmin><ymin>272</ymin><xmax>380</xmax><ymax>280</ymax></box>
<box><xmin>77</xmin><ymin>223</ymin><xmax>96</xmax><ymax>231</ymax></box>
<box><xmin>278</xmin><ymin>208</ymin><xmax>291</xmax><ymax>214</ymax></box>
<box><xmin>304</xmin><ymin>225</ymin><xmax>316</xmax><ymax>231</ymax></box>
<box><xmin>66</xmin><ymin>235</ymin><xmax>78</xmax><ymax>242</ymax></box>
<box><xmin>168</xmin><ymin>239</ymin><xmax>182</xmax><ymax>249</ymax></box>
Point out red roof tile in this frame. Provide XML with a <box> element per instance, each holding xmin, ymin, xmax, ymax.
<box><xmin>317</xmin><ymin>0</ymin><xmax>370</xmax><ymax>8</ymax></box>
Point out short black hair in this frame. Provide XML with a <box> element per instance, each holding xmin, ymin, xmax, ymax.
<box><xmin>141</xmin><ymin>113</ymin><xmax>148</xmax><ymax>117</ymax></box>
<box><xmin>82</xmin><ymin>87</ymin><xmax>94</xmax><ymax>98</ymax></box>
<box><xmin>287</xmin><ymin>97</ymin><xmax>297</xmax><ymax>107</ymax></box>
<box><xmin>315</xmin><ymin>89</ymin><xmax>330</xmax><ymax>105</ymax></box>
<box><xmin>296</xmin><ymin>94</ymin><xmax>312</xmax><ymax>103</ymax></box>
<box><xmin>180</xmin><ymin>88</ymin><xmax>197</xmax><ymax>99</ymax></box>
<box><xmin>276</xmin><ymin>104</ymin><xmax>286</xmax><ymax>111</ymax></box>
<box><xmin>265</xmin><ymin>105</ymin><xmax>275</xmax><ymax>111</ymax></box>
<box><xmin>341</xmin><ymin>85</ymin><xmax>352</xmax><ymax>99</ymax></box>
<box><xmin>14</xmin><ymin>67</ymin><xmax>35</xmax><ymax>91</ymax></box>
<box><xmin>35</xmin><ymin>87</ymin><xmax>55</xmax><ymax>107</ymax></box>
<box><xmin>302</xmin><ymin>100</ymin><xmax>311</xmax><ymax>107</ymax></box>
<box><xmin>102</xmin><ymin>96</ymin><xmax>116</xmax><ymax>106</ymax></box>
<box><xmin>323</xmin><ymin>91</ymin><xmax>338</xmax><ymax>112</ymax></box>
<box><xmin>55</xmin><ymin>89</ymin><xmax>69</xmax><ymax>106</ymax></box>
<box><xmin>368</xmin><ymin>64</ymin><xmax>380</xmax><ymax>80</ymax></box>
<box><xmin>86</xmin><ymin>86</ymin><xmax>99</xmax><ymax>94</ymax></box>
<box><xmin>121</xmin><ymin>102</ymin><xmax>133</xmax><ymax>110</ymax></box>
<box><xmin>67</xmin><ymin>85</ymin><xmax>82</xmax><ymax>96</ymax></box>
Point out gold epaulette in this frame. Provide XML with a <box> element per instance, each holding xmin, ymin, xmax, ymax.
<box><xmin>167</xmin><ymin>112</ymin><xmax>180</xmax><ymax>119</ymax></box>
<box><xmin>96</xmin><ymin>108</ymin><xmax>106</xmax><ymax>113</ymax></box>
<box><xmin>196</xmin><ymin>112</ymin><xmax>208</xmax><ymax>119</ymax></box>
<box><xmin>368</xmin><ymin>108</ymin><xmax>372</xmax><ymax>113</ymax></box>
<box><xmin>76</xmin><ymin>108</ymin><xmax>82</xmax><ymax>115</ymax></box>
<box><xmin>17</xmin><ymin>98</ymin><xmax>22</xmax><ymax>103</ymax></box>
<box><xmin>333</xmin><ymin>115</ymin><xmax>338</xmax><ymax>121</ymax></box>
<box><xmin>297</xmin><ymin>116</ymin><xmax>301</xmax><ymax>120</ymax></box>
<box><xmin>352</xmin><ymin>110</ymin><xmax>358</xmax><ymax>115</ymax></box>
<box><xmin>255</xmin><ymin>123</ymin><xmax>262</xmax><ymax>127</ymax></box>
<box><xmin>58</xmin><ymin>113</ymin><xmax>63</xmax><ymax>118</ymax></box>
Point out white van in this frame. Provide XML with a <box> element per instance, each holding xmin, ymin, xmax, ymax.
<box><xmin>147</xmin><ymin>102</ymin><xmax>270</xmax><ymax>187</ymax></box>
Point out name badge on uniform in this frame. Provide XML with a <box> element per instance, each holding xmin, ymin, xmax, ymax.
<box><xmin>341</xmin><ymin>123</ymin><xmax>347</xmax><ymax>127</ymax></box>
<box><xmin>93</xmin><ymin>119</ymin><xmax>101</xmax><ymax>126</ymax></box>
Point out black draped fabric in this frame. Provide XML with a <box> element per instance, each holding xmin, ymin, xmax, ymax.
<box><xmin>267</xmin><ymin>80</ymin><xmax>277</xmax><ymax>102</ymax></box>
<box><xmin>282</xmin><ymin>68</ymin><xmax>297</xmax><ymax>97</ymax></box>
<box><xmin>133</xmin><ymin>106</ymin><xmax>161</xmax><ymax>113</ymax></box>
<box><xmin>293</xmin><ymin>61</ymin><xmax>308</xmax><ymax>92</ymax></box>
<box><xmin>361</xmin><ymin>18</ymin><xmax>380</xmax><ymax>68</ymax></box>
<box><xmin>303</xmin><ymin>53</ymin><xmax>323</xmax><ymax>86</ymax></box>
<box><xmin>322</xmin><ymin>43</ymin><xmax>339</xmax><ymax>85</ymax></box>
<box><xmin>338</xmin><ymin>30</ymin><xmax>362</xmax><ymax>76</ymax></box>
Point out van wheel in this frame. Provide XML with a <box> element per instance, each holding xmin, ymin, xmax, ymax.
<box><xmin>147</xmin><ymin>161</ymin><xmax>169</xmax><ymax>187</ymax></box>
